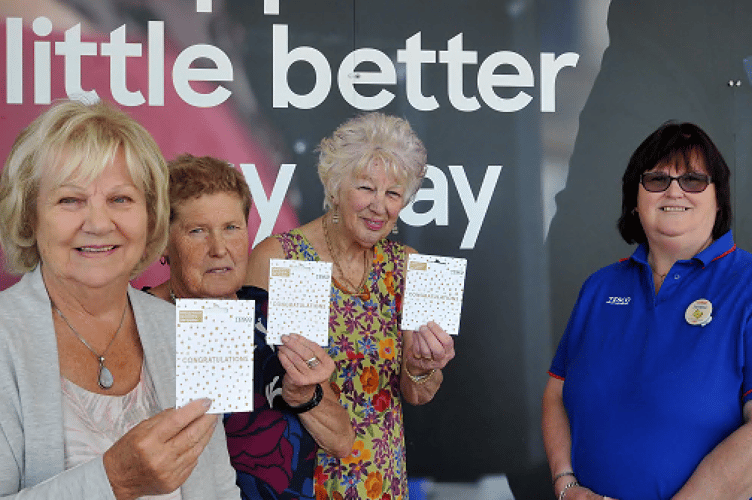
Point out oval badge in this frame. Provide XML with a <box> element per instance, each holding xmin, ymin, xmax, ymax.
<box><xmin>685</xmin><ymin>299</ymin><xmax>713</xmax><ymax>327</ymax></box>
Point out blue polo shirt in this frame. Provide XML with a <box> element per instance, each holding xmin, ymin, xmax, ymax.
<box><xmin>550</xmin><ymin>231</ymin><xmax>752</xmax><ymax>500</ymax></box>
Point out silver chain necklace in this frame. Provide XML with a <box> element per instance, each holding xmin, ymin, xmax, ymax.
<box><xmin>52</xmin><ymin>300</ymin><xmax>128</xmax><ymax>390</ymax></box>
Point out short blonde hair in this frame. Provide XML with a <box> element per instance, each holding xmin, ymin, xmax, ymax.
<box><xmin>317</xmin><ymin>112</ymin><xmax>427</xmax><ymax>210</ymax></box>
<box><xmin>0</xmin><ymin>99</ymin><xmax>169</xmax><ymax>276</ymax></box>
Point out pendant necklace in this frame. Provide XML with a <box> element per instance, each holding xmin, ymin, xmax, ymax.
<box><xmin>322</xmin><ymin>214</ymin><xmax>371</xmax><ymax>301</ymax></box>
<box><xmin>648</xmin><ymin>256</ymin><xmax>669</xmax><ymax>284</ymax></box>
<box><xmin>52</xmin><ymin>300</ymin><xmax>128</xmax><ymax>390</ymax></box>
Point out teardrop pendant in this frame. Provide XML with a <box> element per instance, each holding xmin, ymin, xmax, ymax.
<box><xmin>97</xmin><ymin>357</ymin><xmax>114</xmax><ymax>389</ymax></box>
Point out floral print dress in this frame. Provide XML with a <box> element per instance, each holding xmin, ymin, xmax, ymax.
<box><xmin>276</xmin><ymin>229</ymin><xmax>408</xmax><ymax>500</ymax></box>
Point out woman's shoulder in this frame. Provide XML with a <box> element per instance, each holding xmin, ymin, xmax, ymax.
<box><xmin>128</xmin><ymin>287</ymin><xmax>175</xmax><ymax>324</ymax></box>
<box><xmin>717</xmin><ymin>246</ymin><xmax>752</xmax><ymax>282</ymax></box>
<box><xmin>379</xmin><ymin>238</ymin><xmax>410</xmax><ymax>253</ymax></box>
<box><xmin>579</xmin><ymin>257</ymin><xmax>637</xmax><ymax>288</ymax></box>
<box><xmin>0</xmin><ymin>268</ymin><xmax>49</xmax><ymax>315</ymax></box>
<box><xmin>0</xmin><ymin>270</ymin><xmax>53</xmax><ymax>354</ymax></box>
<box><xmin>270</xmin><ymin>221</ymin><xmax>323</xmax><ymax>262</ymax></box>
<box><xmin>275</xmin><ymin>222</ymin><xmax>317</xmax><ymax>247</ymax></box>
<box><xmin>377</xmin><ymin>238</ymin><xmax>411</xmax><ymax>263</ymax></box>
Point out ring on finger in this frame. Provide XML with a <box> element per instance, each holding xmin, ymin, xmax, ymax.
<box><xmin>306</xmin><ymin>356</ymin><xmax>320</xmax><ymax>369</ymax></box>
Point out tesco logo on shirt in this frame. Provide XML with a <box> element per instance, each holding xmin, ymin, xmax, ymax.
<box><xmin>606</xmin><ymin>296</ymin><xmax>631</xmax><ymax>305</ymax></box>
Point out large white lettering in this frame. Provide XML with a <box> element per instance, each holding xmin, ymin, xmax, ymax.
<box><xmin>173</xmin><ymin>44</ymin><xmax>233</xmax><ymax>107</ymax></box>
<box><xmin>240</xmin><ymin>163</ymin><xmax>499</xmax><ymax>249</ymax></box>
<box><xmin>100</xmin><ymin>25</ymin><xmax>145</xmax><ymax>106</ymax></box>
<box><xmin>273</xmin><ymin>24</ymin><xmax>578</xmax><ymax>112</ymax></box>
<box><xmin>271</xmin><ymin>24</ymin><xmax>330</xmax><ymax>109</ymax></box>
<box><xmin>3</xmin><ymin>17</ymin><xmax>577</xmax><ymax>112</ymax></box>
<box><xmin>240</xmin><ymin>163</ymin><xmax>296</xmax><ymax>247</ymax></box>
<box><xmin>401</xmin><ymin>165</ymin><xmax>450</xmax><ymax>226</ymax></box>
<box><xmin>338</xmin><ymin>48</ymin><xmax>396</xmax><ymax>110</ymax></box>
<box><xmin>401</xmin><ymin>164</ymin><xmax>502</xmax><ymax>249</ymax></box>
<box><xmin>3</xmin><ymin>18</ymin><xmax>234</xmax><ymax>107</ymax></box>
<box><xmin>55</xmin><ymin>24</ymin><xmax>97</xmax><ymax>103</ymax></box>
<box><xmin>449</xmin><ymin>165</ymin><xmax>502</xmax><ymax>248</ymax></box>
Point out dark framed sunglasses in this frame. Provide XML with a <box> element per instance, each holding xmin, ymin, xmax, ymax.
<box><xmin>640</xmin><ymin>172</ymin><xmax>712</xmax><ymax>193</ymax></box>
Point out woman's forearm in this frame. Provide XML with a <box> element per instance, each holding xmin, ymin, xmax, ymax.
<box><xmin>542</xmin><ymin>377</ymin><xmax>577</xmax><ymax>495</ymax></box>
<box><xmin>297</xmin><ymin>384</ymin><xmax>355</xmax><ymax>458</ymax></box>
<box><xmin>672</xmin><ymin>406</ymin><xmax>752</xmax><ymax>500</ymax></box>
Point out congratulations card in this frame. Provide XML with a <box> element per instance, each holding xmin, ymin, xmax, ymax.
<box><xmin>175</xmin><ymin>299</ymin><xmax>255</xmax><ymax>413</ymax></box>
<box><xmin>401</xmin><ymin>254</ymin><xmax>467</xmax><ymax>335</ymax></box>
<box><xmin>267</xmin><ymin>258</ymin><xmax>332</xmax><ymax>345</ymax></box>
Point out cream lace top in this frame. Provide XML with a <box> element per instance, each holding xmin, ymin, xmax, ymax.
<box><xmin>61</xmin><ymin>365</ymin><xmax>183</xmax><ymax>500</ymax></box>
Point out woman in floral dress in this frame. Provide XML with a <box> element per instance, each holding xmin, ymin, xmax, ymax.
<box><xmin>247</xmin><ymin>112</ymin><xmax>456</xmax><ymax>500</ymax></box>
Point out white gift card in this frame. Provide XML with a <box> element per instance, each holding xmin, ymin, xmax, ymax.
<box><xmin>401</xmin><ymin>254</ymin><xmax>467</xmax><ymax>335</ymax></box>
<box><xmin>175</xmin><ymin>299</ymin><xmax>255</xmax><ymax>413</ymax></box>
<box><xmin>267</xmin><ymin>259</ymin><xmax>332</xmax><ymax>345</ymax></box>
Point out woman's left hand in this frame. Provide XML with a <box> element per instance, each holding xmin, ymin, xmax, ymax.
<box><xmin>278</xmin><ymin>333</ymin><xmax>335</xmax><ymax>406</ymax></box>
<box><xmin>405</xmin><ymin>321</ymin><xmax>455</xmax><ymax>372</ymax></box>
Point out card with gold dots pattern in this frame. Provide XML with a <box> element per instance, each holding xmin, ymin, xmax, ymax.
<box><xmin>401</xmin><ymin>253</ymin><xmax>467</xmax><ymax>335</ymax></box>
<box><xmin>267</xmin><ymin>258</ymin><xmax>332</xmax><ymax>345</ymax></box>
<box><xmin>175</xmin><ymin>299</ymin><xmax>255</xmax><ymax>413</ymax></box>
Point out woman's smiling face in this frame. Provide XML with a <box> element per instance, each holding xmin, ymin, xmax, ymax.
<box><xmin>636</xmin><ymin>152</ymin><xmax>717</xmax><ymax>253</ymax></box>
<box><xmin>35</xmin><ymin>149</ymin><xmax>148</xmax><ymax>290</ymax></box>
<box><xmin>335</xmin><ymin>163</ymin><xmax>406</xmax><ymax>248</ymax></box>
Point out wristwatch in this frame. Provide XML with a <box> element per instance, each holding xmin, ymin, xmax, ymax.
<box><xmin>284</xmin><ymin>383</ymin><xmax>323</xmax><ymax>414</ymax></box>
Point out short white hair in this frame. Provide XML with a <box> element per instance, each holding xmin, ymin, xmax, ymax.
<box><xmin>317</xmin><ymin>112</ymin><xmax>427</xmax><ymax>210</ymax></box>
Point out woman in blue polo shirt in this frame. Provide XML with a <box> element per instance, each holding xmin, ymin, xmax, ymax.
<box><xmin>542</xmin><ymin>122</ymin><xmax>752</xmax><ymax>500</ymax></box>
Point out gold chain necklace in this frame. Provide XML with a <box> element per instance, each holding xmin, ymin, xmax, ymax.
<box><xmin>52</xmin><ymin>300</ymin><xmax>128</xmax><ymax>390</ymax></box>
<box><xmin>322</xmin><ymin>214</ymin><xmax>371</xmax><ymax>300</ymax></box>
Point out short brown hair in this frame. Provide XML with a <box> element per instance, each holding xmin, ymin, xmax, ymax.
<box><xmin>617</xmin><ymin>121</ymin><xmax>731</xmax><ymax>244</ymax></box>
<box><xmin>167</xmin><ymin>154</ymin><xmax>252</xmax><ymax>224</ymax></box>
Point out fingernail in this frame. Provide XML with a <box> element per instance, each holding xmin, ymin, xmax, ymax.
<box><xmin>202</xmin><ymin>398</ymin><xmax>213</xmax><ymax>410</ymax></box>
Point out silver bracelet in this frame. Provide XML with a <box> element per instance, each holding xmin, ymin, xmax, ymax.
<box><xmin>558</xmin><ymin>481</ymin><xmax>579</xmax><ymax>500</ymax></box>
<box><xmin>552</xmin><ymin>470</ymin><xmax>575</xmax><ymax>484</ymax></box>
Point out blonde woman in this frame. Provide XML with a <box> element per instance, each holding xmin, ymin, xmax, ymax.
<box><xmin>0</xmin><ymin>100</ymin><xmax>238</xmax><ymax>499</ymax></box>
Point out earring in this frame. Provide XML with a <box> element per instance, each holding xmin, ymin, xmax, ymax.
<box><xmin>391</xmin><ymin>223</ymin><xmax>399</xmax><ymax>235</ymax></box>
<box><xmin>332</xmin><ymin>207</ymin><xmax>340</xmax><ymax>224</ymax></box>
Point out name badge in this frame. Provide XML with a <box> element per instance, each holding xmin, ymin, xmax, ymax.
<box><xmin>685</xmin><ymin>299</ymin><xmax>712</xmax><ymax>327</ymax></box>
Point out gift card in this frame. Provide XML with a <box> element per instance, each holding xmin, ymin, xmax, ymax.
<box><xmin>175</xmin><ymin>299</ymin><xmax>255</xmax><ymax>413</ymax></box>
<box><xmin>267</xmin><ymin>258</ymin><xmax>332</xmax><ymax>345</ymax></box>
<box><xmin>401</xmin><ymin>254</ymin><xmax>467</xmax><ymax>335</ymax></box>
